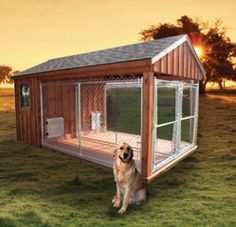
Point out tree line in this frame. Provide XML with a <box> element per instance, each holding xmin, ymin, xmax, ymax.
<box><xmin>0</xmin><ymin>65</ymin><xmax>18</xmax><ymax>84</ymax></box>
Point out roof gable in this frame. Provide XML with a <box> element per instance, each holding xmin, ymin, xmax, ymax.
<box><xmin>153</xmin><ymin>37</ymin><xmax>205</xmax><ymax>80</ymax></box>
<box><xmin>152</xmin><ymin>35</ymin><xmax>205</xmax><ymax>79</ymax></box>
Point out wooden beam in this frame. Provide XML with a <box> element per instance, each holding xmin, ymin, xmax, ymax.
<box><xmin>155</xmin><ymin>73</ymin><xmax>192</xmax><ymax>81</ymax></box>
<box><xmin>144</xmin><ymin>146</ymin><xmax>197</xmax><ymax>183</ymax></box>
<box><xmin>14</xmin><ymin>80</ymin><xmax>20</xmax><ymax>140</ymax></box>
<box><xmin>141</xmin><ymin>71</ymin><xmax>154</xmax><ymax>178</ymax></box>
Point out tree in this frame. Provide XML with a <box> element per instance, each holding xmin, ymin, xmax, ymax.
<box><xmin>0</xmin><ymin>65</ymin><xmax>17</xmax><ymax>84</ymax></box>
<box><xmin>139</xmin><ymin>16</ymin><xmax>236</xmax><ymax>93</ymax></box>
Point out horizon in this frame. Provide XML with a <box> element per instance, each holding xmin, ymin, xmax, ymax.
<box><xmin>1</xmin><ymin>0</ymin><xmax>236</xmax><ymax>72</ymax></box>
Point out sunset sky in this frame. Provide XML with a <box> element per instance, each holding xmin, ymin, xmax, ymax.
<box><xmin>1</xmin><ymin>0</ymin><xmax>236</xmax><ymax>72</ymax></box>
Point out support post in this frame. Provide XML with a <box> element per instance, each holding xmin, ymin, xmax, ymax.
<box><xmin>141</xmin><ymin>71</ymin><xmax>155</xmax><ymax>178</ymax></box>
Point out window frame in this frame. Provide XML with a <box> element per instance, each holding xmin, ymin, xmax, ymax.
<box><xmin>20</xmin><ymin>83</ymin><xmax>31</xmax><ymax>109</ymax></box>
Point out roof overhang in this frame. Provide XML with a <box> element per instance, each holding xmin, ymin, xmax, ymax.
<box><xmin>13</xmin><ymin>59</ymin><xmax>152</xmax><ymax>80</ymax></box>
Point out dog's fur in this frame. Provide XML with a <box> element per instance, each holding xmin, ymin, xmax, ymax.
<box><xmin>112</xmin><ymin>143</ymin><xmax>146</xmax><ymax>214</ymax></box>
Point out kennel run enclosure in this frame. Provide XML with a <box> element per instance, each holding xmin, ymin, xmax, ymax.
<box><xmin>40</xmin><ymin>77</ymin><xmax>198</xmax><ymax>175</ymax></box>
<box><xmin>13</xmin><ymin>35</ymin><xmax>205</xmax><ymax>181</ymax></box>
<box><xmin>40</xmin><ymin>78</ymin><xmax>143</xmax><ymax>171</ymax></box>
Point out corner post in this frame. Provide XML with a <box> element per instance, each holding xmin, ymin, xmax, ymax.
<box><xmin>141</xmin><ymin>71</ymin><xmax>155</xmax><ymax>178</ymax></box>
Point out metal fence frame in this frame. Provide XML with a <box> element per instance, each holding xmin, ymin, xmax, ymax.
<box><xmin>152</xmin><ymin>79</ymin><xmax>199</xmax><ymax>172</ymax></box>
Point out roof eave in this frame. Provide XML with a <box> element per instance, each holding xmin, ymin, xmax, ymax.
<box><xmin>12</xmin><ymin>58</ymin><xmax>153</xmax><ymax>80</ymax></box>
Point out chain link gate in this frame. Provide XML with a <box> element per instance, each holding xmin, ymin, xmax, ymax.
<box><xmin>40</xmin><ymin>77</ymin><xmax>142</xmax><ymax>171</ymax></box>
<box><xmin>152</xmin><ymin>79</ymin><xmax>199</xmax><ymax>172</ymax></box>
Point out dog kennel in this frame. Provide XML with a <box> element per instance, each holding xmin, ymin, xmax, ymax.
<box><xmin>13</xmin><ymin>35</ymin><xmax>205</xmax><ymax>181</ymax></box>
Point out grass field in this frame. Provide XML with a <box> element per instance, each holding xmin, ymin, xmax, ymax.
<box><xmin>107</xmin><ymin>87</ymin><xmax>141</xmax><ymax>134</ymax></box>
<box><xmin>0</xmin><ymin>88</ymin><xmax>235</xmax><ymax>227</ymax></box>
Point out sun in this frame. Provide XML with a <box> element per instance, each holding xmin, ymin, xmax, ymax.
<box><xmin>194</xmin><ymin>46</ymin><xmax>203</xmax><ymax>58</ymax></box>
<box><xmin>194</xmin><ymin>47</ymin><xmax>203</xmax><ymax>58</ymax></box>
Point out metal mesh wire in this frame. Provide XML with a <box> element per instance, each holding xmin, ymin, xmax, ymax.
<box><xmin>154</xmin><ymin>85</ymin><xmax>177</xmax><ymax>168</ymax></box>
<box><xmin>181</xmin><ymin>85</ymin><xmax>197</xmax><ymax>148</ymax></box>
<box><xmin>41</xmin><ymin>77</ymin><xmax>142</xmax><ymax>170</ymax></box>
<box><xmin>153</xmin><ymin>79</ymin><xmax>198</xmax><ymax>172</ymax></box>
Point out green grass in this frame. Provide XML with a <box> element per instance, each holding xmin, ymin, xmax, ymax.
<box><xmin>107</xmin><ymin>87</ymin><xmax>141</xmax><ymax>134</ymax></box>
<box><xmin>106</xmin><ymin>87</ymin><xmax>190</xmax><ymax>141</ymax></box>
<box><xmin>0</xmin><ymin>88</ymin><xmax>236</xmax><ymax>226</ymax></box>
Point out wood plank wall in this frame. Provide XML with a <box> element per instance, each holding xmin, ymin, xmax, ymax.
<box><xmin>80</xmin><ymin>84</ymin><xmax>106</xmax><ymax>132</ymax></box>
<box><xmin>154</xmin><ymin>42</ymin><xmax>203</xmax><ymax>80</ymax></box>
<box><xmin>15</xmin><ymin>78</ymin><xmax>106</xmax><ymax>147</ymax></box>
<box><xmin>43</xmin><ymin>84</ymin><xmax>76</xmax><ymax>138</ymax></box>
<box><xmin>14</xmin><ymin>78</ymin><xmax>41</xmax><ymax>146</ymax></box>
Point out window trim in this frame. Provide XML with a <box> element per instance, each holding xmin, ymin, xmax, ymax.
<box><xmin>20</xmin><ymin>83</ymin><xmax>31</xmax><ymax>110</ymax></box>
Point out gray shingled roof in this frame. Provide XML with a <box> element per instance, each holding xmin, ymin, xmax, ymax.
<box><xmin>14</xmin><ymin>35</ymin><xmax>186</xmax><ymax>77</ymax></box>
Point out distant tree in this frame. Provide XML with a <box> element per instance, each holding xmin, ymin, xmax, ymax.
<box><xmin>139</xmin><ymin>16</ymin><xmax>236</xmax><ymax>93</ymax></box>
<box><xmin>0</xmin><ymin>65</ymin><xmax>18</xmax><ymax>84</ymax></box>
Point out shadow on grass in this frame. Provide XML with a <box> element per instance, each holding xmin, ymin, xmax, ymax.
<box><xmin>0</xmin><ymin>218</ymin><xmax>17</xmax><ymax>227</ymax></box>
<box><xmin>18</xmin><ymin>212</ymin><xmax>50</xmax><ymax>227</ymax></box>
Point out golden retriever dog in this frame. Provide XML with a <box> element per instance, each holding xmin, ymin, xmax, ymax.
<box><xmin>112</xmin><ymin>142</ymin><xmax>146</xmax><ymax>214</ymax></box>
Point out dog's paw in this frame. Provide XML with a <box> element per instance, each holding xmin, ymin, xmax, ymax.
<box><xmin>113</xmin><ymin>200</ymin><xmax>121</xmax><ymax>208</ymax></box>
<box><xmin>118</xmin><ymin>207</ymin><xmax>126</xmax><ymax>214</ymax></box>
<box><xmin>112</xmin><ymin>196</ymin><xmax>117</xmax><ymax>204</ymax></box>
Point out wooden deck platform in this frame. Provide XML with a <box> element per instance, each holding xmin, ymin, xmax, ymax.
<box><xmin>43</xmin><ymin>130</ymin><xmax>190</xmax><ymax>170</ymax></box>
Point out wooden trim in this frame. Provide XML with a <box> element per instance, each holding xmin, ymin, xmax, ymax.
<box><xmin>14</xmin><ymin>80</ymin><xmax>20</xmax><ymax>140</ymax></box>
<box><xmin>141</xmin><ymin>71</ymin><xmax>154</xmax><ymax>178</ymax></box>
<box><xmin>155</xmin><ymin>73</ymin><xmax>193</xmax><ymax>81</ymax></box>
<box><xmin>35</xmin><ymin>79</ymin><xmax>41</xmax><ymax>147</ymax></box>
<box><xmin>19</xmin><ymin>82</ymin><xmax>32</xmax><ymax>110</ymax></box>
<box><xmin>144</xmin><ymin>146</ymin><xmax>197</xmax><ymax>183</ymax></box>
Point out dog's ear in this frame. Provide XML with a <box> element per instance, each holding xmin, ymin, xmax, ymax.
<box><xmin>113</xmin><ymin>148</ymin><xmax>117</xmax><ymax>157</ymax></box>
<box><xmin>128</xmin><ymin>145</ymin><xmax>134</xmax><ymax>159</ymax></box>
<box><xmin>130</xmin><ymin>147</ymin><xmax>134</xmax><ymax>159</ymax></box>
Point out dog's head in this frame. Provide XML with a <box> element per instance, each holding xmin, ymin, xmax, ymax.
<box><xmin>113</xmin><ymin>142</ymin><xmax>134</xmax><ymax>163</ymax></box>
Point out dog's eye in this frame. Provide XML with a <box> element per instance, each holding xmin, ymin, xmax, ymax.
<box><xmin>120</xmin><ymin>146</ymin><xmax>123</xmax><ymax>150</ymax></box>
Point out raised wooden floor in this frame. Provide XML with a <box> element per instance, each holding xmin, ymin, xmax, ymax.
<box><xmin>43</xmin><ymin>131</ymin><xmax>190</xmax><ymax>171</ymax></box>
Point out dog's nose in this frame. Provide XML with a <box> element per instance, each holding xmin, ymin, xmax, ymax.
<box><xmin>123</xmin><ymin>152</ymin><xmax>128</xmax><ymax>158</ymax></box>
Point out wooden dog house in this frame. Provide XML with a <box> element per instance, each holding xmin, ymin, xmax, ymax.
<box><xmin>13</xmin><ymin>35</ymin><xmax>205</xmax><ymax>182</ymax></box>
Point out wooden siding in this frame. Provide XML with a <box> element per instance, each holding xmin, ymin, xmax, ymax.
<box><xmin>14</xmin><ymin>78</ymin><xmax>41</xmax><ymax>147</ymax></box>
<box><xmin>153</xmin><ymin>42</ymin><xmax>203</xmax><ymax>80</ymax></box>
<box><xmin>81</xmin><ymin>84</ymin><xmax>106</xmax><ymax>132</ymax></box>
<box><xmin>14</xmin><ymin>78</ymin><xmax>106</xmax><ymax>147</ymax></box>
<box><xmin>41</xmin><ymin>83</ymin><xmax>106</xmax><ymax>139</ymax></box>
<box><xmin>43</xmin><ymin>84</ymin><xmax>76</xmax><ymax>138</ymax></box>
